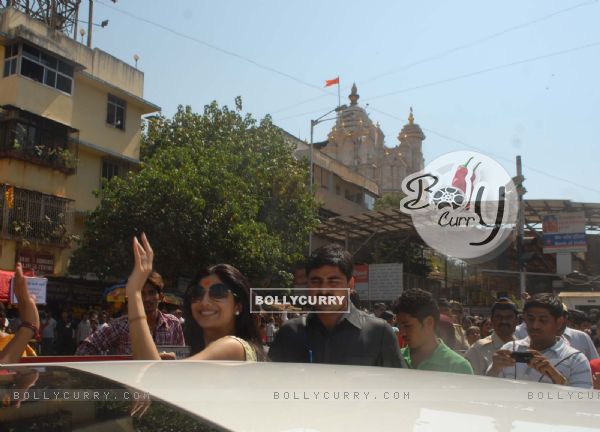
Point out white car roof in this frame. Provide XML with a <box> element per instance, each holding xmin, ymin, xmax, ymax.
<box><xmin>48</xmin><ymin>361</ymin><xmax>600</xmax><ymax>432</ymax></box>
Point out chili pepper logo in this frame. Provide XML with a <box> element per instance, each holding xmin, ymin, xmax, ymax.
<box><xmin>431</xmin><ymin>157</ymin><xmax>481</xmax><ymax>211</ymax></box>
<box><xmin>400</xmin><ymin>151</ymin><xmax>518</xmax><ymax>261</ymax></box>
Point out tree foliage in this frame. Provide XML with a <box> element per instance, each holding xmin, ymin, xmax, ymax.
<box><xmin>69</xmin><ymin>102</ymin><xmax>319</xmax><ymax>286</ymax></box>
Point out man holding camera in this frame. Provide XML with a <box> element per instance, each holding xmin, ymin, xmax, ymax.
<box><xmin>464</xmin><ymin>298</ymin><xmax>517</xmax><ymax>375</ymax></box>
<box><xmin>486</xmin><ymin>294</ymin><xmax>592</xmax><ymax>388</ymax></box>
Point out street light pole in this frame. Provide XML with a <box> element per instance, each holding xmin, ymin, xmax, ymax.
<box><xmin>308</xmin><ymin>107</ymin><xmax>339</xmax><ymax>256</ymax></box>
<box><xmin>516</xmin><ymin>155</ymin><xmax>526</xmax><ymax>296</ymax></box>
<box><xmin>309</xmin><ymin>119</ymin><xmax>315</xmax><ymax>255</ymax></box>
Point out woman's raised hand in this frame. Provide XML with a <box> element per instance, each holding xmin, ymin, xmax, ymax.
<box><xmin>14</xmin><ymin>263</ymin><xmax>39</xmax><ymax>328</ymax></box>
<box><xmin>126</xmin><ymin>233</ymin><xmax>154</xmax><ymax>296</ymax></box>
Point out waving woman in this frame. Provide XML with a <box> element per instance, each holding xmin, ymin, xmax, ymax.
<box><xmin>126</xmin><ymin>234</ymin><xmax>264</xmax><ymax>361</ymax></box>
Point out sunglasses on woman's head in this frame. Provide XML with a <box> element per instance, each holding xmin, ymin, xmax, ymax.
<box><xmin>190</xmin><ymin>283</ymin><xmax>236</xmax><ymax>302</ymax></box>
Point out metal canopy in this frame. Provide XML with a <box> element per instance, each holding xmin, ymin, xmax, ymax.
<box><xmin>314</xmin><ymin>208</ymin><xmax>415</xmax><ymax>243</ymax></box>
<box><xmin>315</xmin><ymin>200</ymin><xmax>600</xmax><ymax>243</ymax></box>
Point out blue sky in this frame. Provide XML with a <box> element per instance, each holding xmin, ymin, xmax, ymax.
<box><xmin>86</xmin><ymin>0</ymin><xmax>600</xmax><ymax>202</ymax></box>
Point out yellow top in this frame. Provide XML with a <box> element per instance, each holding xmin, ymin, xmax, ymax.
<box><xmin>0</xmin><ymin>333</ymin><xmax>37</xmax><ymax>357</ymax></box>
<box><xmin>227</xmin><ymin>336</ymin><xmax>257</xmax><ymax>362</ymax></box>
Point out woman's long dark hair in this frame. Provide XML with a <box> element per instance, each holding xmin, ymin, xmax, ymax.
<box><xmin>183</xmin><ymin>264</ymin><xmax>265</xmax><ymax>360</ymax></box>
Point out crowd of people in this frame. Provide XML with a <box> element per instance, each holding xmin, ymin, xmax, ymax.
<box><xmin>1</xmin><ymin>234</ymin><xmax>600</xmax><ymax>390</ymax></box>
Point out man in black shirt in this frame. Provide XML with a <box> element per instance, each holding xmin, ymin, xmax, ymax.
<box><xmin>269</xmin><ymin>244</ymin><xmax>402</xmax><ymax>367</ymax></box>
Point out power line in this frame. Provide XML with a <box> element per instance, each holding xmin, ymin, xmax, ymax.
<box><xmin>360</xmin><ymin>0</ymin><xmax>598</xmax><ymax>86</ymax></box>
<box><xmin>368</xmin><ymin>107</ymin><xmax>600</xmax><ymax>197</ymax></box>
<box><xmin>364</xmin><ymin>41</ymin><xmax>600</xmax><ymax>102</ymax></box>
<box><xmin>95</xmin><ymin>0</ymin><xmax>333</xmax><ymax>95</ymax></box>
<box><xmin>274</xmin><ymin>39</ymin><xmax>600</xmax><ymax>123</ymax></box>
<box><xmin>270</xmin><ymin>0</ymin><xmax>598</xmax><ymax>115</ymax></box>
<box><xmin>275</xmin><ymin>106</ymin><xmax>335</xmax><ymax>123</ymax></box>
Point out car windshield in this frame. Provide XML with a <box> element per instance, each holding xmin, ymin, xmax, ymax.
<box><xmin>0</xmin><ymin>365</ymin><xmax>230</xmax><ymax>432</ymax></box>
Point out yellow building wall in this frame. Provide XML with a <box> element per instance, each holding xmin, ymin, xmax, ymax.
<box><xmin>0</xmin><ymin>75</ymin><xmax>73</xmax><ymax>126</ymax></box>
<box><xmin>71</xmin><ymin>76</ymin><xmax>143</xmax><ymax>160</ymax></box>
<box><xmin>0</xmin><ymin>159</ymin><xmax>68</xmax><ymax>197</ymax></box>
<box><xmin>64</xmin><ymin>147</ymin><xmax>103</xmax><ymax>211</ymax></box>
<box><xmin>0</xmin><ymin>240</ymin><xmax>16</xmax><ymax>270</ymax></box>
<box><xmin>0</xmin><ymin>239</ymin><xmax>70</xmax><ymax>274</ymax></box>
<box><xmin>0</xmin><ymin>76</ymin><xmax>143</xmax><ymax>161</ymax></box>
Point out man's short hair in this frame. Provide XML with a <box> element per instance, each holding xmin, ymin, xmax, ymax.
<box><xmin>392</xmin><ymin>289</ymin><xmax>440</xmax><ymax>325</ymax></box>
<box><xmin>438</xmin><ymin>298</ymin><xmax>450</xmax><ymax>310</ymax></box>
<box><xmin>448</xmin><ymin>300</ymin><xmax>463</xmax><ymax>315</ymax></box>
<box><xmin>145</xmin><ymin>271</ymin><xmax>164</xmax><ymax>293</ymax></box>
<box><xmin>491</xmin><ymin>297</ymin><xmax>518</xmax><ymax>317</ymax></box>
<box><xmin>381</xmin><ymin>310</ymin><xmax>395</xmax><ymax>321</ymax></box>
<box><xmin>523</xmin><ymin>293</ymin><xmax>563</xmax><ymax>319</ymax></box>
<box><xmin>568</xmin><ymin>309</ymin><xmax>588</xmax><ymax>325</ymax></box>
<box><xmin>306</xmin><ymin>244</ymin><xmax>353</xmax><ymax>280</ymax></box>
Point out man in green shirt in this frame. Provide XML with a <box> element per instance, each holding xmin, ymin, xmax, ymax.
<box><xmin>393</xmin><ymin>289</ymin><xmax>473</xmax><ymax>375</ymax></box>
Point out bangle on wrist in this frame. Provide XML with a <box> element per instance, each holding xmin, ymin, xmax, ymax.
<box><xmin>128</xmin><ymin>315</ymin><xmax>147</xmax><ymax>324</ymax></box>
<box><xmin>18</xmin><ymin>321</ymin><xmax>39</xmax><ymax>337</ymax></box>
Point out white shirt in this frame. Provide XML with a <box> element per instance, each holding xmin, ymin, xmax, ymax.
<box><xmin>515</xmin><ymin>323</ymin><xmax>598</xmax><ymax>361</ymax></box>
<box><xmin>562</xmin><ymin>327</ymin><xmax>599</xmax><ymax>361</ymax></box>
<box><xmin>514</xmin><ymin>322</ymin><xmax>528</xmax><ymax>339</ymax></box>
<box><xmin>76</xmin><ymin>319</ymin><xmax>92</xmax><ymax>343</ymax></box>
<box><xmin>41</xmin><ymin>317</ymin><xmax>57</xmax><ymax>338</ymax></box>
<box><xmin>465</xmin><ymin>332</ymin><xmax>514</xmax><ymax>375</ymax></box>
<box><xmin>494</xmin><ymin>337</ymin><xmax>592</xmax><ymax>388</ymax></box>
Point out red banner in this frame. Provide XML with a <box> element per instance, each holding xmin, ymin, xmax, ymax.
<box><xmin>17</xmin><ymin>251</ymin><xmax>55</xmax><ymax>275</ymax></box>
<box><xmin>0</xmin><ymin>270</ymin><xmax>14</xmax><ymax>303</ymax></box>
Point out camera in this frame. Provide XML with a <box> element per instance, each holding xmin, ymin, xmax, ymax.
<box><xmin>511</xmin><ymin>351</ymin><xmax>533</xmax><ymax>363</ymax></box>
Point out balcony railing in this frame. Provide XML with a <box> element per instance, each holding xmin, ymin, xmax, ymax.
<box><xmin>0</xmin><ymin>106</ymin><xmax>78</xmax><ymax>174</ymax></box>
<box><xmin>0</xmin><ymin>184</ymin><xmax>75</xmax><ymax>247</ymax></box>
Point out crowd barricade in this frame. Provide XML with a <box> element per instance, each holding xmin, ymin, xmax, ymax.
<box><xmin>19</xmin><ymin>355</ymin><xmax>133</xmax><ymax>363</ymax></box>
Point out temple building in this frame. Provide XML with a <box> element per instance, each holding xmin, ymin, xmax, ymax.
<box><xmin>321</xmin><ymin>83</ymin><xmax>425</xmax><ymax>194</ymax></box>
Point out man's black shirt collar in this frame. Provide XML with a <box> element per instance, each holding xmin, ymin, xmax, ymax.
<box><xmin>306</xmin><ymin>302</ymin><xmax>363</xmax><ymax>330</ymax></box>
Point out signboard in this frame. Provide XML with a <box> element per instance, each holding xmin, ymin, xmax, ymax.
<box><xmin>17</xmin><ymin>251</ymin><xmax>55</xmax><ymax>275</ymax></box>
<box><xmin>10</xmin><ymin>277</ymin><xmax>48</xmax><ymax>304</ymax></box>
<box><xmin>543</xmin><ymin>212</ymin><xmax>587</xmax><ymax>253</ymax></box>
<box><xmin>353</xmin><ymin>264</ymin><xmax>369</xmax><ymax>299</ymax></box>
<box><xmin>368</xmin><ymin>263</ymin><xmax>403</xmax><ymax>301</ymax></box>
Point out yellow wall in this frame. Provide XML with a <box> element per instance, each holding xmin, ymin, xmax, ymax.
<box><xmin>0</xmin><ymin>239</ymin><xmax>70</xmax><ymax>274</ymax></box>
<box><xmin>72</xmin><ymin>75</ymin><xmax>143</xmax><ymax>159</ymax></box>
<box><xmin>0</xmin><ymin>159</ymin><xmax>68</xmax><ymax>197</ymax></box>
<box><xmin>0</xmin><ymin>8</ymin><xmax>146</xmax><ymax>98</ymax></box>
<box><xmin>0</xmin><ymin>240</ymin><xmax>16</xmax><ymax>270</ymax></box>
<box><xmin>0</xmin><ymin>74</ymin><xmax>143</xmax><ymax>160</ymax></box>
<box><xmin>64</xmin><ymin>147</ymin><xmax>103</xmax><ymax>211</ymax></box>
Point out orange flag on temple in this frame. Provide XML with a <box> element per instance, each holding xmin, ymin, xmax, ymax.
<box><xmin>324</xmin><ymin>77</ymin><xmax>339</xmax><ymax>87</ymax></box>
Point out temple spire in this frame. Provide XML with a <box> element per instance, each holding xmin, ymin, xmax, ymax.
<box><xmin>349</xmin><ymin>83</ymin><xmax>360</xmax><ymax>106</ymax></box>
<box><xmin>408</xmin><ymin>107</ymin><xmax>414</xmax><ymax>125</ymax></box>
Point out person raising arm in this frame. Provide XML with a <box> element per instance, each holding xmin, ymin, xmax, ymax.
<box><xmin>0</xmin><ymin>263</ymin><xmax>40</xmax><ymax>364</ymax></box>
<box><xmin>126</xmin><ymin>233</ymin><xmax>263</xmax><ymax>361</ymax></box>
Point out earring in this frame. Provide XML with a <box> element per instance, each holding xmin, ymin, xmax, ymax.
<box><xmin>235</xmin><ymin>311</ymin><xmax>240</xmax><ymax>316</ymax></box>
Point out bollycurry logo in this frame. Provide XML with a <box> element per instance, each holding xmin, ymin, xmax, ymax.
<box><xmin>400</xmin><ymin>151</ymin><xmax>518</xmax><ymax>261</ymax></box>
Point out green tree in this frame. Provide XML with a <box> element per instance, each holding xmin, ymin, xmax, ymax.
<box><xmin>69</xmin><ymin>102</ymin><xmax>319</xmax><ymax>286</ymax></box>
